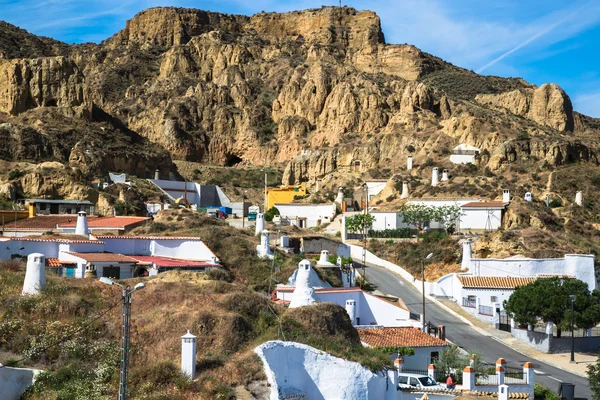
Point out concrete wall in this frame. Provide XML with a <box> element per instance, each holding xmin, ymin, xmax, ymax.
<box><xmin>294</xmin><ymin>237</ymin><xmax>351</xmax><ymax>258</ymax></box>
<box><xmin>102</xmin><ymin>238</ymin><xmax>217</xmax><ymax>262</ymax></box>
<box><xmin>398</xmin><ymin>346</ymin><xmax>446</xmax><ymax>370</ymax></box>
<box><xmin>371</xmin><ymin>212</ymin><xmax>405</xmax><ymax>231</ymax></box>
<box><xmin>254</xmin><ymin>341</ymin><xmax>397</xmax><ymax>400</ymax></box>
<box><xmin>366</xmin><ymin>181</ymin><xmax>387</xmax><ymax>200</ymax></box>
<box><xmin>461</xmin><ymin>287</ymin><xmax>513</xmax><ymax>308</ymax></box>
<box><xmin>512</xmin><ymin>327</ymin><xmax>600</xmax><ymax>353</ymax></box>
<box><xmin>363</xmin><ymin>292</ymin><xmax>413</xmax><ymax>326</ymax></box>
<box><xmin>0</xmin><ymin>366</ymin><xmax>42</xmax><ymax>400</ymax></box>
<box><xmin>469</xmin><ymin>254</ymin><xmax>597</xmax><ymax>290</ymax></box>
<box><xmin>449</xmin><ymin>154</ymin><xmax>476</xmax><ymax>164</ymax></box>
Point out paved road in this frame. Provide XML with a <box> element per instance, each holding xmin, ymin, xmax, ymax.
<box><xmin>361</xmin><ymin>262</ymin><xmax>592</xmax><ymax>400</ymax></box>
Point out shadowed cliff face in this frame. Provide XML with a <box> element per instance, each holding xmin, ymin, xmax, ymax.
<box><xmin>0</xmin><ymin>5</ymin><xmax>597</xmax><ymax>186</ymax></box>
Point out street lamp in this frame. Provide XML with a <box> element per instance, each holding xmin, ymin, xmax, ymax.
<box><xmin>100</xmin><ymin>277</ymin><xmax>146</xmax><ymax>400</ymax></box>
<box><xmin>569</xmin><ymin>294</ymin><xmax>576</xmax><ymax>363</ymax></box>
<box><xmin>422</xmin><ymin>253</ymin><xmax>434</xmax><ymax>332</ymax></box>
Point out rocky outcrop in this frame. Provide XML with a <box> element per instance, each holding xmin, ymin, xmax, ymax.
<box><xmin>475</xmin><ymin>83</ymin><xmax>574</xmax><ymax>132</ymax></box>
<box><xmin>0</xmin><ymin>57</ymin><xmax>86</xmax><ymax>115</ymax></box>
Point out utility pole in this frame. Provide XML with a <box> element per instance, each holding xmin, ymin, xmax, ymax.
<box><xmin>362</xmin><ymin>183</ymin><xmax>369</xmax><ymax>282</ymax></box>
<box><xmin>264</xmin><ymin>159</ymin><xmax>268</xmax><ymax>212</ymax></box>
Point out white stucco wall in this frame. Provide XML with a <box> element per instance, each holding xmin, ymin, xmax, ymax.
<box><xmin>449</xmin><ymin>154</ymin><xmax>476</xmax><ymax>164</ymax></box>
<box><xmin>101</xmin><ymin>237</ymin><xmax>217</xmax><ymax>262</ymax></box>
<box><xmin>4</xmin><ymin>241</ymin><xmax>58</xmax><ymax>258</ymax></box>
<box><xmin>276</xmin><ymin>203</ymin><xmax>337</xmax><ymax>228</ymax></box>
<box><xmin>254</xmin><ymin>341</ymin><xmax>397</xmax><ymax>400</ymax></box>
<box><xmin>371</xmin><ymin>212</ymin><xmax>405</xmax><ymax>231</ymax></box>
<box><xmin>0</xmin><ymin>366</ymin><xmax>42</xmax><ymax>400</ymax></box>
<box><xmin>460</xmin><ymin>208</ymin><xmax>502</xmax><ymax>230</ymax></box>
<box><xmin>287</xmin><ymin>269</ymin><xmax>332</xmax><ymax>288</ymax></box>
<box><xmin>461</xmin><ymin>287</ymin><xmax>513</xmax><ymax>308</ymax></box>
<box><xmin>469</xmin><ymin>255</ymin><xmax>597</xmax><ymax>290</ymax></box>
<box><xmin>366</xmin><ymin>181</ymin><xmax>387</xmax><ymax>200</ymax></box>
<box><xmin>397</xmin><ymin>346</ymin><xmax>447</xmax><ymax>370</ymax></box>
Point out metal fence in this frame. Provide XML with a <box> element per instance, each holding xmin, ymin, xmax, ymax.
<box><xmin>401</xmin><ymin>368</ymin><xmax>429</xmax><ymax>376</ymax></box>
<box><xmin>462</xmin><ymin>297</ymin><xmax>476</xmax><ymax>308</ymax></box>
<box><xmin>479</xmin><ymin>305</ymin><xmax>493</xmax><ymax>316</ymax></box>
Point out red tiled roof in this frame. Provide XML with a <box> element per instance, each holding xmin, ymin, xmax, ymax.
<box><xmin>46</xmin><ymin>258</ymin><xmax>62</xmax><ymax>267</ymax></box>
<box><xmin>130</xmin><ymin>255</ymin><xmax>216</xmax><ymax>267</ymax></box>
<box><xmin>12</xmin><ymin>237</ymin><xmax>104</xmax><ymax>244</ymax></box>
<box><xmin>1</xmin><ymin>215</ymin><xmax>99</xmax><ymax>230</ymax></box>
<box><xmin>64</xmin><ymin>252</ymin><xmax>138</xmax><ymax>263</ymax></box>
<box><xmin>457</xmin><ymin>276</ymin><xmax>537</xmax><ymax>289</ymax></box>
<box><xmin>357</xmin><ymin>327</ymin><xmax>450</xmax><ymax>348</ymax></box>
<box><xmin>95</xmin><ymin>235</ymin><xmax>202</xmax><ymax>240</ymax></box>
<box><xmin>462</xmin><ymin>201</ymin><xmax>506</xmax><ymax>208</ymax></box>
<box><xmin>58</xmin><ymin>216</ymin><xmax>149</xmax><ymax>229</ymax></box>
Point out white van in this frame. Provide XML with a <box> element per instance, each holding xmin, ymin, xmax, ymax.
<box><xmin>397</xmin><ymin>373</ymin><xmax>442</xmax><ymax>389</ymax></box>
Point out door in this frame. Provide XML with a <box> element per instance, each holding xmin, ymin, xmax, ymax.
<box><xmin>64</xmin><ymin>267</ymin><xmax>75</xmax><ymax>277</ymax></box>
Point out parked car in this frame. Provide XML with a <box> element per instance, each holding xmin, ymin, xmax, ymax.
<box><xmin>397</xmin><ymin>373</ymin><xmax>442</xmax><ymax>389</ymax></box>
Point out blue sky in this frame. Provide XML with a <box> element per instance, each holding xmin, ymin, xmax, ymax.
<box><xmin>1</xmin><ymin>0</ymin><xmax>599</xmax><ymax>117</ymax></box>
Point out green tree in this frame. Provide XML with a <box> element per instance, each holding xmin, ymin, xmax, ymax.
<box><xmin>264</xmin><ymin>206</ymin><xmax>280</xmax><ymax>222</ymax></box>
<box><xmin>346</xmin><ymin>213</ymin><xmax>375</xmax><ymax>234</ymax></box>
<box><xmin>504</xmin><ymin>277</ymin><xmax>600</xmax><ymax>337</ymax></box>
<box><xmin>434</xmin><ymin>345</ymin><xmax>486</xmax><ymax>383</ymax></box>
<box><xmin>399</xmin><ymin>204</ymin><xmax>463</xmax><ymax>232</ymax></box>
<box><xmin>588</xmin><ymin>356</ymin><xmax>600</xmax><ymax>400</ymax></box>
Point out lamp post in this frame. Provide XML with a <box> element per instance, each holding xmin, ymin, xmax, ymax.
<box><xmin>100</xmin><ymin>277</ymin><xmax>146</xmax><ymax>400</ymax></box>
<box><xmin>569</xmin><ymin>294</ymin><xmax>576</xmax><ymax>363</ymax></box>
<box><xmin>422</xmin><ymin>253</ymin><xmax>434</xmax><ymax>332</ymax></box>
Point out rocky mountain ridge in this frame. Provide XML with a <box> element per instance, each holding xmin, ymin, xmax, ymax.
<box><xmin>0</xmin><ymin>6</ymin><xmax>598</xmax><ymax>201</ymax></box>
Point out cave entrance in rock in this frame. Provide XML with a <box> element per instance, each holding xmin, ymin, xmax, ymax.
<box><xmin>353</xmin><ymin>160</ymin><xmax>361</xmax><ymax>172</ymax></box>
<box><xmin>226</xmin><ymin>155</ymin><xmax>243</xmax><ymax>167</ymax></box>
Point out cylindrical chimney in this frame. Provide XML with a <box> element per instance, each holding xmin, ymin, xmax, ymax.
<box><xmin>441</xmin><ymin>169</ymin><xmax>449</xmax><ymax>182</ymax></box>
<box><xmin>181</xmin><ymin>330</ymin><xmax>197</xmax><ymax>378</ymax></box>
<box><xmin>401</xmin><ymin>181</ymin><xmax>410</xmax><ymax>199</ymax></box>
<box><xmin>319</xmin><ymin>250</ymin><xmax>329</xmax><ymax>264</ymax></box>
<box><xmin>255</xmin><ymin>213</ymin><xmax>265</xmax><ymax>236</ymax></box>
<box><xmin>575</xmin><ymin>191</ymin><xmax>583</xmax><ymax>206</ymax></box>
<box><xmin>346</xmin><ymin>299</ymin><xmax>357</xmax><ymax>325</ymax></box>
<box><xmin>75</xmin><ymin>211</ymin><xmax>89</xmax><ymax>237</ymax></box>
<box><xmin>22</xmin><ymin>253</ymin><xmax>46</xmax><ymax>295</ymax></box>
<box><xmin>154</xmin><ymin>169</ymin><xmax>160</xmax><ymax>180</ymax></box>
<box><xmin>431</xmin><ymin>168</ymin><xmax>439</xmax><ymax>187</ymax></box>
<box><xmin>407</xmin><ymin>155</ymin><xmax>413</xmax><ymax>171</ymax></box>
<box><xmin>461</xmin><ymin>239</ymin><xmax>472</xmax><ymax>271</ymax></box>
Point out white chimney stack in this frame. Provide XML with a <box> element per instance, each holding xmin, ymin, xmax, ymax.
<box><xmin>22</xmin><ymin>253</ymin><xmax>46</xmax><ymax>295</ymax></box>
<box><xmin>346</xmin><ymin>299</ymin><xmax>357</xmax><ymax>325</ymax></box>
<box><xmin>154</xmin><ymin>169</ymin><xmax>160</xmax><ymax>180</ymax></box>
<box><xmin>441</xmin><ymin>169</ymin><xmax>449</xmax><ymax>182</ymax></box>
<box><xmin>461</xmin><ymin>239</ymin><xmax>472</xmax><ymax>271</ymax></box>
<box><xmin>335</xmin><ymin>187</ymin><xmax>344</xmax><ymax>204</ymax></box>
<box><xmin>502</xmin><ymin>189</ymin><xmax>510</xmax><ymax>204</ymax></box>
<box><xmin>407</xmin><ymin>155</ymin><xmax>413</xmax><ymax>171</ymax></box>
<box><xmin>431</xmin><ymin>167</ymin><xmax>439</xmax><ymax>187</ymax></box>
<box><xmin>575</xmin><ymin>191</ymin><xmax>583</xmax><ymax>206</ymax></box>
<box><xmin>257</xmin><ymin>230</ymin><xmax>273</xmax><ymax>259</ymax></box>
<box><xmin>319</xmin><ymin>250</ymin><xmax>329</xmax><ymax>264</ymax></box>
<box><xmin>401</xmin><ymin>181</ymin><xmax>410</xmax><ymax>199</ymax></box>
<box><xmin>255</xmin><ymin>213</ymin><xmax>265</xmax><ymax>236</ymax></box>
<box><xmin>336</xmin><ymin>256</ymin><xmax>342</xmax><ymax>267</ymax></box>
<box><xmin>289</xmin><ymin>260</ymin><xmax>316</xmax><ymax>308</ymax></box>
<box><xmin>181</xmin><ymin>330</ymin><xmax>197</xmax><ymax>379</ymax></box>
<box><xmin>75</xmin><ymin>211</ymin><xmax>89</xmax><ymax>237</ymax></box>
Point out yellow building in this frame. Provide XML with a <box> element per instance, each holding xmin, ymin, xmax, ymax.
<box><xmin>266</xmin><ymin>185</ymin><xmax>306</xmax><ymax>211</ymax></box>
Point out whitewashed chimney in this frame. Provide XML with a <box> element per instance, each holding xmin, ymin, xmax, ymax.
<box><xmin>401</xmin><ymin>181</ymin><xmax>410</xmax><ymax>199</ymax></box>
<box><xmin>502</xmin><ymin>189</ymin><xmax>510</xmax><ymax>204</ymax></box>
<box><xmin>319</xmin><ymin>250</ymin><xmax>329</xmax><ymax>264</ymax></box>
<box><xmin>498</xmin><ymin>385</ymin><xmax>509</xmax><ymax>400</ymax></box>
<box><xmin>335</xmin><ymin>187</ymin><xmax>344</xmax><ymax>204</ymax></box>
<box><xmin>345</xmin><ymin>299</ymin><xmax>357</xmax><ymax>325</ymax></box>
<box><xmin>461</xmin><ymin>239</ymin><xmax>472</xmax><ymax>271</ymax></box>
<box><xmin>154</xmin><ymin>169</ymin><xmax>160</xmax><ymax>180</ymax></box>
<box><xmin>407</xmin><ymin>155</ymin><xmax>413</xmax><ymax>171</ymax></box>
<box><xmin>255</xmin><ymin>213</ymin><xmax>265</xmax><ymax>236</ymax></box>
<box><xmin>575</xmin><ymin>191</ymin><xmax>583</xmax><ymax>206</ymax></box>
<box><xmin>257</xmin><ymin>230</ymin><xmax>273</xmax><ymax>259</ymax></box>
<box><xmin>524</xmin><ymin>192</ymin><xmax>532</xmax><ymax>202</ymax></box>
<box><xmin>75</xmin><ymin>211</ymin><xmax>89</xmax><ymax>237</ymax></box>
<box><xmin>289</xmin><ymin>260</ymin><xmax>316</xmax><ymax>308</ymax></box>
<box><xmin>441</xmin><ymin>169</ymin><xmax>449</xmax><ymax>182</ymax></box>
<box><xmin>336</xmin><ymin>256</ymin><xmax>342</xmax><ymax>267</ymax></box>
<box><xmin>22</xmin><ymin>253</ymin><xmax>46</xmax><ymax>295</ymax></box>
<box><xmin>431</xmin><ymin>168</ymin><xmax>439</xmax><ymax>186</ymax></box>
<box><xmin>181</xmin><ymin>330</ymin><xmax>197</xmax><ymax>379</ymax></box>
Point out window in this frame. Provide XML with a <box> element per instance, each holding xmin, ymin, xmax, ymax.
<box><xmin>467</xmin><ymin>295</ymin><xmax>476</xmax><ymax>302</ymax></box>
<box><xmin>409</xmin><ymin>377</ymin><xmax>419</xmax><ymax>387</ymax></box>
<box><xmin>430</xmin><ymin>351</ymin><xmax>439</xmax><ymax>362</ymax></box>
<box><xmin>103</xmin><ymin>266</ymin><xmax>120</xmax><ymax>279</ymax></box>
<box><xmin>356</xmin><ymin>317</ymin><xmax>360</xmax><ymax>325</ymax></box>
<box><xmin>398</xmin><ymin>376</ymin><xmax>408</xmax><ymax>385</ymax></box>
<box><xmin>491</xmin><ymin>296</ymin><xmax>498</xmax><ymax>303</ymax></box>
<box><xmin>39</xmin><ymin>203</ymin><xmax>47</xmax><ymax>210</ymax></box>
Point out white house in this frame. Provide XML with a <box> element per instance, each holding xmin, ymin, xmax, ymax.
<box><xmin>275</xmin><ymin>203</ymin><xmax>336</xmax><ymax>228</ymax></box>
<box><xmin>449</xmin><ymin>144</ymin><xmax>480</xmax><ymax>164</ymax></box>
<box><xmin>276</xmin><ymin>286</ymin><xmax>417</xmax><ymax>327</ymax></box>
<box><xmin>365</xmin><ymin>180</ymin><xmax>388</xmax><ymax>201</ymax></box>
<box><xmin>58</xmin><ymin>251</ymin><xmax>138</xmax><ymax>279</ymax></box>
<box><xmin>357</xmin><ymin>327</ymin><xmax>450</xmax><ymax>370</ymax></box>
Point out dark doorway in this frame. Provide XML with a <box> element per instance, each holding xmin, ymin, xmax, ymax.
<box><xmin>226</xmin><ymin>155</ymin><xmax>243</xmax><ymax>167</ymax></box>
<box><xmin>103</xmin><ymin>266</ymin><xmax>120</xmax><ymax>279</ymax></box>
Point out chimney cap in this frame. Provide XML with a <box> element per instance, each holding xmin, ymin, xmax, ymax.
<box><xmin>182</xmin><ymin>330</ymin><xmax>196</xmax><ymax>339</ymax></box>
<box><xmin>77</xmin><ymin>211</ymin><xmax>87</xmax><ymax>216</ymax></box>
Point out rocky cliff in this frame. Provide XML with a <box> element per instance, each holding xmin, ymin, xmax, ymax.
<box><xmin>0</xmin><ymin>6</ymin><xmax>598</xmax><ymax>199</ymax></box>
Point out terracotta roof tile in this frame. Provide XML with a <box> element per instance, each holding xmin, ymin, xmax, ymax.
<box><xmin>64</xmin><ymin>252</ymin><xmax>138</xmax><ymax>263</ymax></box>
<box><xmin>12</xmin><ymin>237</ymin><xmax>104</xmax><ymax>244</ymax></box>
<box><xmin>46</xmin><ymin>258</ymin><xmax>62</xmax><ymax>267</ymax></box>
<box><xmin>457</xmin><ymin>276</ymin><xmax>537</xmax><ymax>289</ymax></box>
<box><xmin>131</xmin><ymin>255</ymin><xmax>216</xmax><ymax>267</ymax></box>
<box><xmin>58</xmin><ymin>216</ymin><xmax>149</xmax><ymax>229</ymax></box>
<box><xmin>462</xmin><ymin>201</ymin><xmax>506</xmax><ymax>208</ymax></box>
<box><xmin>2</xmin><ymin>215</ymin><xmax>98</xmax><ymax>230</ymax></box>
<box><xmin>357</xmin><ymin>327</ymin><xmax>450</xmax><ymax>348</ymax></box>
